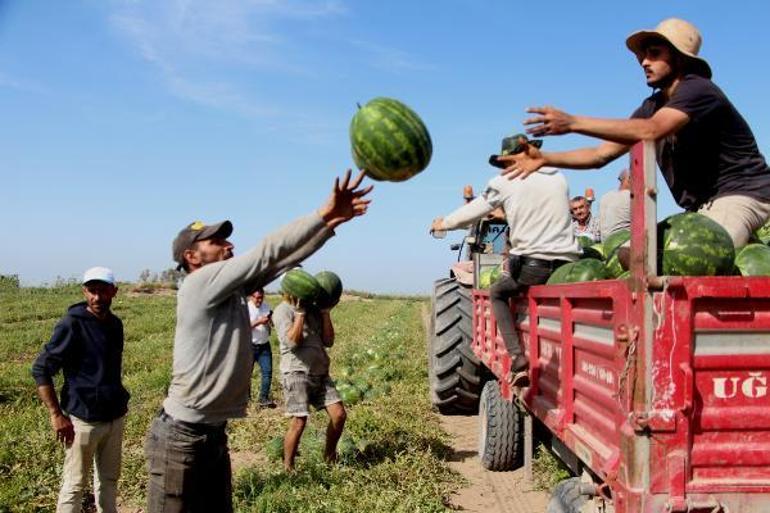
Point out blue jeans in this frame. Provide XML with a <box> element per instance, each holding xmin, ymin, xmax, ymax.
<box><xmin>252</xmin><ymin>343</ymin><xmax>273</xmax><ymax>402</ymax></box>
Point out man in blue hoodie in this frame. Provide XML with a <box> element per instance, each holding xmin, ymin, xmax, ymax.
<box><xmin>32</xmin><ymin>267</ymin><xmax>129</xmax><ymax>513</ymax></box>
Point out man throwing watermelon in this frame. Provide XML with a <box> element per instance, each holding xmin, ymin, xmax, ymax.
<box><xmin>498</xmin><ymin>18</ymin><xmax>770</xmax><ymax>248</ymax></box>
<box><xmin>144</xmin><ymin>170</ymin><xmax>371</xmax><ymax>513</ymax></box>
<box><xmin>431</xmin><ymin>135</ymin><xmax>581</xmax><ymax>386</ymax></box>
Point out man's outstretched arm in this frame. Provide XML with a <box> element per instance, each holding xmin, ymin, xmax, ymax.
<box><xmin>524</xmin><ymin>106</ymin><xmax>689</xmax><ymax>144</ymax></box>
<box><xmin>497</xmin><ymin>139</ymin><xmax>629</xmax><ymax>179</ymax></box>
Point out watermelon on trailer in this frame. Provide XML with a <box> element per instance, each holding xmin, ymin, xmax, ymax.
<box><xmin>659</xmin><ymin>213</ymin><xmax>735</xmax><ymax>276</ymax></box>
<box><xmin>735</xmin><ymin>244</ymin><xmax>770</xmax><ymax>276</ymax></box>
<box><xmin>581</xmin><ymin>246</ymin><xmax>604</xmax><ymax>261</ymax></box>
<box><xmin>602</xmin><ymin>229</ymin><xmax>630</xmax><ymax>278</ymax></box>
<box><xmin>478</xmin><ymin>265</ymin><xmax>502</xmax><ymax>289</ymax></box>
<box><xmin>281</xmin><ymin>269</ymin><xmax>322</xmax><ymax>302</ymax></box>
<box><xmin>547</xmin><ymin>259</ymin><xmax>608</xmax><ymax>285</ymax></box>
<box><xmin>754</xmin><ymin>219</ymin><xmax>770</xmax><ymax>245</ymax></box>
<box><xmin>315</xmin><ymin>271</ymin><xmax>343</xmax><ymax>309</ymax></box>
<box><xmin>350</xmin><ymin>97</ymin><xmax>432</xmax><ymax>182</ymax></box>
<box><xmin>603</xmin><ymin>229</ymin><xmax>630</xmax><ymax>258</ymax></box>
<box><xmin>577</xmin><ymin>235</ymin><xmax>595</xmax><ymax>249</ymax></box>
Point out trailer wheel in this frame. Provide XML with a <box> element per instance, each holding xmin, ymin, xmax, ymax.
<box><xmin>478</xmin><ymin>380</ymin><xmax>524</xmax><ymax>470</ymax></box>
<box><xmin>546</xmin><ymin>478</ymin><xmax>591</xmax><ymax>513</ymax></box>
<box><xmin>427</xmin><ymin>278</ymin><xmax>481</xmax><ymax>414</ymax></box>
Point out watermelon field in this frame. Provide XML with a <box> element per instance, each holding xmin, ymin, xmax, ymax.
<box><xmin>0</xmin><ymin>285</ymin><xmax>461</xmax><ymax>513</ymax></box>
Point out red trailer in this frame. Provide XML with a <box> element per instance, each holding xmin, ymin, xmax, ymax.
<box><xmin>472</xmin><ymin>142</ymin><xmax>770</xmax><ymax>513</ymax></box>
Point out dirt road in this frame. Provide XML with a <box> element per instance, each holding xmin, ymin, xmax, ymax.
<box><xmin>440</xmin><ymin>413</ymin><xmax>549</xmax><ymax>513</ymax></box>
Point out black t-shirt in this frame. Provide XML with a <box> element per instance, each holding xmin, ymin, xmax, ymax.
<box><xmin>632</xmin><ymin>74</ymin><xmax>770</xmax><ymax>210</ymax></box>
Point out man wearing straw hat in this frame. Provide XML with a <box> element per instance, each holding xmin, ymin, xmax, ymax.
<box><xmin>497</xmin><ymin>18</ymin><xmax>770</xmax><ymax>248</ymax></box>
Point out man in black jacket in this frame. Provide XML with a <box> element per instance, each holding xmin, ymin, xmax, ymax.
<box><xmin>32</xmin><ymin>267</ymin><xmax>129</xmax><ymax>513</ymax></box>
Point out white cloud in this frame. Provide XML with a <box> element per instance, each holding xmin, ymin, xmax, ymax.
<box><xmin>106</xmin><ymin>1</ymin><xmax>428</xmax><ymax>124</ymax></box>
<box><xmin>108</xmin><ymin>0</ymin><xmax>347</xmax><ymax>118</ymax></box>
<box><xmin>0</xmin><ymin>71</ymin><xmax>48</xmax><ymax>94</ymax></box>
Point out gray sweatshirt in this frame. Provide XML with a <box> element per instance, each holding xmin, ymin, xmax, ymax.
<box><xmin>163</xmin><ymin>213</ymin><xmax>333</xmax><ymax>424</ymax></box>
<box><xmin>443</xmin><ymin>168</ymin><xmax>581</xmax><ymax>261</ymax></box>
<box><xmin>599</xmin><ymin>189</ymin><xmax>631</xmax><ymax>238</ymax></box>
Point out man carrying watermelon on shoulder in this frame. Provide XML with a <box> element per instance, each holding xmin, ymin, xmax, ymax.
<box><xmin>144</xmin><ymin>171</ymin><xmax>372</xmax><ymax>513</ymax></box>
<box><xmin>431</xmin><ymin>135</ymin><xmax>582</xmax><ymax>387</ymax></box>
<box><xmin>497</xmin><ymin>18</ymin><xmax>770</xmax><ymax>249</ymax></box>
<box><xmin>273</xmin><ymin>280</ymin><xmax>344</xmax><ymax>472</ymax></box>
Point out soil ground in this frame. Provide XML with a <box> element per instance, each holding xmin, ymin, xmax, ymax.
<box><xmin>440</xmin><ymin>414</ymin><xmax>549</xmax><ymax>513</ymax></box>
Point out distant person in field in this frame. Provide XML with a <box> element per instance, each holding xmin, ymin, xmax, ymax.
<box><xmin>274</xmin><ymin>288</ymin><xmax>345</xmax><ymax>471</ymax></box>
<box><xmin>431</xmin><ymin>135</ymin><xmax>581</xmax><ymax>387</ymax></box>
<box><xmin>497</xmin><ymin>17</ymin><xmax>770</xmax><ymax>248</ymax></box>
<box><xmin>144</xmin><ymin>171</ymin><xmax>372</xmax><ymax>513</ymax></box>
<box><xmin>599</xmin><ymin>168</ymin><xmax>632</xmax><ymax>238</ymax></box>
<box><xmin>31</xmin><ymin>267</ymin><xmax>128</xmax><ymax>513</ymax></box>
<box><xmin>248</xmin><ymin>288</ymin><xmax>276</xmax><ymax>408</ymax></box>
<box><xmin>570</xmin><ymin>195</ymin><xmax>601</xmax><ymax>242</ymax></box>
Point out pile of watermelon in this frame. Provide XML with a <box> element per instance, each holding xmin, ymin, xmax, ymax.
<box><xmin>547</xmin><ymin>212</ymin><xmax>770</xmax><ymax>283</ymax></box>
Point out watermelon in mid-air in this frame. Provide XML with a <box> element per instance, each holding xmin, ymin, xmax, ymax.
<box><xmin>350</xmin><ymin>97</ymin><xmax>432</xmax><ymax>182</ymax></box>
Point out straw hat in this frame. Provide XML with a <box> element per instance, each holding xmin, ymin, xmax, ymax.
<box><xmin>626</xmin><ymin>18</ymin><xmax>711</xmax><ymax>79</ymax></box>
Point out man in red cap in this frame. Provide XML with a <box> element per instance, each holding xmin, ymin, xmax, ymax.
<box><xmin>145</xmin><ymin>170</ymin><xmax>372</xmax><ymax>513</ymax></box>
<box><xmin>498</xmin><ymin>18</ymin><xmax>770</xmax><ymax>248</ymax></box>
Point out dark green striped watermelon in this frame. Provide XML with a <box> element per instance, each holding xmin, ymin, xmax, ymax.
<box><xmin>349</xmin><ymin>97</ymin><xmax>432</xmax><ymax>182</ymax></box>
<box><xmin>547</xmin><ymin>259</ymin><xmax>608</xmax><ymax>285</ymax></box>
<box><xmin>581</xmin><ymin>246</ymin><xmax>604</xmax><ymax>261</ymax></box>
<box><xmin>603</xmin><ymin>229</ymin><xmax>630</xmax><ymax>258</ymax></box>
<box><xmin>577</xmin><ymin>235</ymin><xmax>595</xmax><ymax>248</ymax></box>
<box><xmin>602</xmin><ymin>229</ymin><xmax>630</xmax><ymax>278</ymax></box>
<box><xmin>281</xmin><ymin>269</ymin><xmax>321</xmax><ymax>302</ymax></box>
<box><xmin>735</xmin><ymin>243</ymin><xmax>770</xmax><ymax>276</ymax></box>
<box><xmin>660</xmin><ymin>213</ymin><xmax>734</xmax><ymax>276</ymax></box>
<box><xmin>315</xmin><ymin>271</ymin><xmax>343</xmax><ymax>309</ymax></box>
<box><xmin>754</xmin><ymin>219</ymin><xmax>770</xmax><ymax>245</ymax></box>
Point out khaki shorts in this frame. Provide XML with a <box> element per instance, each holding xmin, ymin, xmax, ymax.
<box><xmin>281</xmin><ymin>372</ymin><xmax>341</xmax><ymax>417</ymax></box>
<box><xmin>698</xmin><ymin>195</ymin><xmax>770</xmax><ymax>248</ymax></box>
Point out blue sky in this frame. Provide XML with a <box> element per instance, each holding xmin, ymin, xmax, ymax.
<box><xmin>3</xmin><ymin>1</ymin><xmax>770</xmax><ymax>293</ymax></box>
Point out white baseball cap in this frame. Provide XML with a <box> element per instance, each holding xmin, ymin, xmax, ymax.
<box><xmin>82</xmin><ymin>266</ymin><xmax>116</xmax><ymax>285</ymax></box>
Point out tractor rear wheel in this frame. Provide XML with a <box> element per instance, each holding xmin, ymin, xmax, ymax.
<box><xmin>427</xmin><ymin>278</ymin><xmax>482</xmax><ymax>414</ymax></box>
<box><xmin>478</xmin><ymin>380</ymin><xmax>524</xmax><ymax>470</ymax></box>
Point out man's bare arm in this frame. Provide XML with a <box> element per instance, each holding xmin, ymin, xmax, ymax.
<box><xmin>37</xmin><ymin>384</ymin><xmax>74</xmax><ymax>445</ymax></box>
<box><xmin>287</xmin><ymin>312</ymin><xmax>305</xmax><ymax>345</ymax></box>
<box><xmin>497</xmin><ymin>140</ymin><xmax>628</xmax><ymax>179</ymax></box>
<box><xmin>320</xmin><ymin>311</ymin><xmax>334</xmax><ymax>347</ymax></box>
<box><xmin>525</xmin><ymin>106</ymin><xmax>689</xmax><ymax>145</ymax></box>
